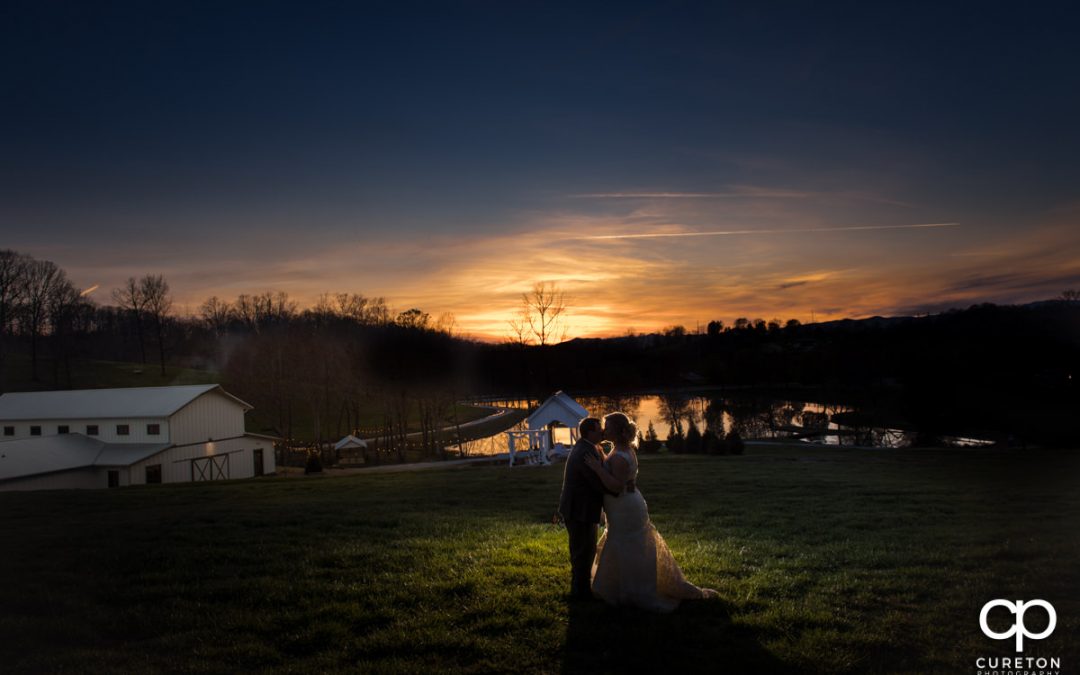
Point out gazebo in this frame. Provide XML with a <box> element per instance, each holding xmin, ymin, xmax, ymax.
<box><xmin>334</xmin><ymin>434</ymin><xmax>369</xmax><ymax>466</ymax></box>
<box><xmin>505</xmin><ymin>391</ymin><xmax>588</xmax><ymax>466</ymax></box>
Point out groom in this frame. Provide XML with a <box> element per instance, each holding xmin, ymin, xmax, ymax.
<box><xmin>558</xmin><ymin>416</ymin><xmax>614</xmax><ymax>601</ymax></box>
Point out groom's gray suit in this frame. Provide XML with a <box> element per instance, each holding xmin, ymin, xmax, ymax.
<box><xmin>559</xmin><ymin>421</ymin><xmax>615</xmax><ymax>600</ymax></box>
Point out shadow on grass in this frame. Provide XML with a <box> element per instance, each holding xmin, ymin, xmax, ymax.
<box><xmin>563</xmin><ymin>596</ymin><xmax>793</xmax><ymax>674</ymax></box>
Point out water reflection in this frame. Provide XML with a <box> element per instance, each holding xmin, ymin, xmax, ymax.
<box><xmin>454</xmin><ymin>393</ymin><xmax>994</xmax><ymax>456</ymax></box>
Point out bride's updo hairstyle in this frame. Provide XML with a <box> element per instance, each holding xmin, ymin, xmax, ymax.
<box><xmin>604</xmin><ymin>412</ymin><xmax>639</xmax><ymax>449</ymax></box>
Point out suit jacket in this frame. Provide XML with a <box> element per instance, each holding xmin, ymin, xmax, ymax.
<box><xmin>559</xmin><ymin>437</ymin><xmax>611</xmax><ymax>524</ymax></box>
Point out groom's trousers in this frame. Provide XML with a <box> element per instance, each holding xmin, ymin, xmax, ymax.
<box><xmin>566</xmin><ymin>521</ymin><xmax>598</xmax><ymax>599</ymax></box>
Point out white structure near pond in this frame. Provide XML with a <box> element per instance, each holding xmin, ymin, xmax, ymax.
<box><xmin>0</xmin><ymin>384</ymin><xmax>276</xmax><ymax>492</ymax></box>
<box><xmin>505</xmin><ymin>390</ymin><xmax>588</xmax><ymax>466</ymax></box>
<box><xmin>334</xmin><ymin>434</ymin><xmax>368</xmax><ymax>452</ymax></box>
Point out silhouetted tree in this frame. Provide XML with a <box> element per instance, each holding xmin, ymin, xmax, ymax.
<box><xmin>396</xmin><ymin>308</ymin><xmax>430</xmax><ymax>330</ymax></box>
<box><xmin>521</xmin><ymin>281</ymin><xmax>568</xmax><ymax>346</ymax></box>
<box><xmin>0</xmin><ymin>250</ymin><xmax>29</xmax><ymax>391</ymax></box>
<box><xmin>506</xmin><ymin>307</ymin><xmax>531</xmax><ymax>345</ymax></box>
<box><xmin>112</xmin><ymin>277</ymin><xmax>148</xmax><ymax>363</ymax></box>
<box><xmin>200</xmin><ymin>296</ymin><xmax>231</xmax><ymax>335</ymax></box>
<box><xmin>666</xmin><ymin>424</ymin><xmax>684</xmax><ymax>453</ymax></box>
<box><xmin>47</xmin><ymin>277</ymin><xmax>84</xmax><ymax>387</ymax></box>
<box><xmin>22</xmin><ymin>259</ymin><xmax>65</xmax><ymax>381</ymax></box>
<box><xmin>685</xmin><ymin>419</ymin><xmax>702</xmax><ymax>453</ymax></box>
<box><xmin>140</xmin><ymin>275</ymin><xmax>172</xmax><ymax>376</ymax></box>
<box><xmin>434</xmin><ymin>312</ymin><xmax>457</xmax><ymax>336</ymax></box>
<box><xmin>638</xmin><ymin>420</ymin><xmax>662</xmax><ymax>453</ymax></box>
<box><xmin>645</xmin><ymin>420</ymin><xmax>659</xmax><ymax>441</ymax></box>
<box><xmin>658</xmin><ymin>393</ymin><xmax>688</xmax><ymax>436</ymax></box>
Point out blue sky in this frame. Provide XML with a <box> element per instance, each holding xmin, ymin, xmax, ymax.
<box><xmin>3</xmin><ymin>2</ymin><xmax>1079</xmax><ymax>338</ymax></box>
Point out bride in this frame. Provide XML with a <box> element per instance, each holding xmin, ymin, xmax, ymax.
<box><xmin>584</xmin><ymin>412</ymin><xmax>718</xmax><ymax>612</ymax></box>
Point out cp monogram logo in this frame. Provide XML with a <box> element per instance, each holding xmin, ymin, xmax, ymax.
<box><xmin>979</xmin><ymin>599</ymin><xmax>1057</xmax><ymax>652</ymax></box>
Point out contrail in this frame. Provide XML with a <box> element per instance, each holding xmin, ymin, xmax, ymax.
<box><xmin>576</xmin><ymin>222</ymin><xmax>959</xmax><ymax>241</ymax></box>
<box><xmin>571</xmin><ymin>190</ymin><xmax>810</xmax><ymax>199</ymax></box>
<box><xmin>80</xmin><ymin>284</ymin><xmax>100</xmax><ymax>297</ymax></box>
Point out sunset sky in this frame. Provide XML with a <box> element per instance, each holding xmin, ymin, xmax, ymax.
<box><xmin>4</xmin><ymin>2</ymin><xmax>1079</xmax><ymax>340</ymax></box>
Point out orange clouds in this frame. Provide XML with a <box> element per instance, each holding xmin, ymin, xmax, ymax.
<box><xmin>48</xmin><ymin>188</ymin><xmax>1077</xmax><ymax>343</ymax></box>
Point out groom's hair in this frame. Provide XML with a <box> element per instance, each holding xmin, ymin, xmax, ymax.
<box><xmin>579</xmin><ymin>417</ymin><xmax>602</xmax><ymax>437</ymax></box>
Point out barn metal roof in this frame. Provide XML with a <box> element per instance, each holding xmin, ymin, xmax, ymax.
<box><xmin>0</xmin><ymin>384</ymin><xmax>252</xmax><ymax>421</ymax></box>
<box><xmin>0</xmin><ymin>434</ymin><xmax>170</xmax><ymax>481</ymax></box>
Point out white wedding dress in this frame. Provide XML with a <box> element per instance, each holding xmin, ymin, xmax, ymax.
<box><xmin>591</xmin><ymin>449</ymin><xmax>718</xmax><ymax>612</ymax></box>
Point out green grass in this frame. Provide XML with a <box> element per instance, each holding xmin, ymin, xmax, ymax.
<box><xmin>2</xmin><ymin>445</ymin><xmax>1078</xmax><ymax>673</ymax></box>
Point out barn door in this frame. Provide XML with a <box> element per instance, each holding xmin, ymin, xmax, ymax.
<box><xmin>211</xmin><ymin>454</ymin><xmax>229</xmax><ymax>479</ymax></box>
<box><xmin>191</xmin><ymin>455</ymin><xmax>230</xmax><ymax>482</ymax></box>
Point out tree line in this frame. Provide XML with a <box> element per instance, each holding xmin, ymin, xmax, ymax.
<box><xmin>3</xmin><ymin>248</ymin><xmax>1077</xmax><ymax>450</ymax></box>
<box><xmin>0</xmin><ymin>249</ymin><xmax>476</xmax><ymax>463</ymax></box>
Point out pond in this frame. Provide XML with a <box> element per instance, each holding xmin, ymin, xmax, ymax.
<box><xmin>451</xmin><ymin>392</ymin><xmax>996</xmax><ymax>456</ymax></box>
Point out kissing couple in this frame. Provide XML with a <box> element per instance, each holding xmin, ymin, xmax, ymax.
<box><xmin>558</xmin><ymin>412</ymin><xmax>718</xmax><ymax>612</ymax></box>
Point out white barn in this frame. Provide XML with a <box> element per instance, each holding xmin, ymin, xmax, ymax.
<box><xmin>0</xmin><ymin>384</ymin><xmax>276</xmax><ymax>492</ymax></box>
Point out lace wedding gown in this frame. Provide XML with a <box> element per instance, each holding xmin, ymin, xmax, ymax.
<box><xmin>591</xmin><ymin>449</ymin><xmax>717</xmax><ymax>612</ymax></box>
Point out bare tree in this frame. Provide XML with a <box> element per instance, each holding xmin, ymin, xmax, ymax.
<box><xmin>47</xmin><ymin>277</ymin><xmax>84</xmax><ymax>387</ymax></box>
<box><xmin>365</xmin><ymin>297</ymin><xmax>391</xmax><ymax>325</ymax></box>
<box><xmin>22</xmin><ymin>259</ymin><xmax>65</xmax><ymax>381</ymax></box>
<box><xmin>233</xmin><ymin>294</ymin><xmax>259</xmax><ymax>331</ymax></box>
<box><xmin>1062</xmin><ymin>289</ymin><xmax>1080</xmax><ymax>303</ymax></box>
<box><xmin>520</xmin><ymin>281</ymin><xmax>568</xmax><ymax>345</ymax></box>
<box><xmin>335</xmin><ymin>293</ymin><xmax>370</xmax><ymax>321</ymax></box>
<box><xmin>140</xmin><ymin>275</ymin><xmax>172</xmax><ymax>375</ymax></box>
<box><xmin>310</xmin><ymin>293</ymin><xmax>334</xmax><ymax>317</ymax></box>
<box><xmin>112</xmin><ymin>277</ymin><xmax>147</xmax><ymax>363</ymax></box>
<box><xmin>506</xmin><ymin>307</ymin><xmax>530</xmax><ymax>345</ymax></box>
<box><xmin>0</xmin><ymin>250</ymin><xmax>29</xmax><ymax>391</ymax></box>
<box><xmin>434</xmin><ymin>312</ymin><xmax>457</xmax><ymax>337</ymax></box>
<box><xmin>200</xmin><ymin>296</ymin><xmax>231</xmax><ymax>335</ymax></box>
<box><xmin>257</xmin><ymin>291</ymin><xmax>297</xmax><ymax>325</ymax></box>
<box><xmin>233</xmin><ymin>291</ymin><xmax>297</xmax><ymax>332</ymax></box>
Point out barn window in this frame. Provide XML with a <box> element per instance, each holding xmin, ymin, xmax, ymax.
<box><xmin>146</xmin><ymin>465</ymin><xmax>162</xmax><ymax>484</ymax></box>
<box><xmin>147</xmin><ymin>423</ymin><xmax>160</xmax><ymax>435</ymax></box>
<box><xmin>86</xmin><ymin>424</ymin><xmax>99</xmax><ymax>435</ymax></box>
<box><xmin>116</xmin><ymin>424</ymin><xmax>130</xmax><ymax>436</ymax></box>
<box><xmin>30</xmin><ymin>426</ymin><xmax>41</xmax><ymax>436</ymax></box>
<box><xmin>3</xmin><ymin>426</ymin><xmax>12</xmax><ymax>436</ymax></box>
<box><xmin>58</xmin><ymin>425</ymin><xmax>69</xmax><ymax>434</ymax></box>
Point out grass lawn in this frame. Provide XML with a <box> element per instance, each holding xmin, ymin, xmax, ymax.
<box><xmin>245</xmin><ymin>399</ymin><xmax>500</xmax><ymax>446</ymax></box>
<box><xmin>2</xmin><ymin>445</ymin><xmax>1078</xmax><ymax>673</ymax></box>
